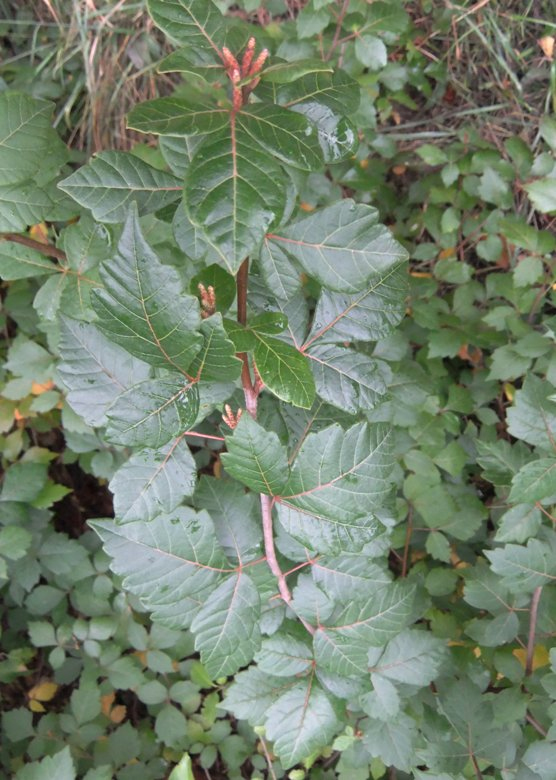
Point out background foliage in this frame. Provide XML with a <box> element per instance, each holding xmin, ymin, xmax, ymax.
<box><xmin>1</xmin><ymin>1</ymin><xmax>555</xmax><ymax>778</ymax></box>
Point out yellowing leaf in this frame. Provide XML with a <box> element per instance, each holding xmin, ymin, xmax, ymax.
<box><xmin>101</xmin><ymin>692</ymin><xmax>115</xmax><ymax>716</ymax></box>
<box><xmin>29</xmin><ymin>222</ymin><xmax>49</xmax><ymax>244</ymax></box>
<box><xmin>31</xmin><ymin>380</ymin><xmax>54</xmax><ymax>395</ymax></box>
<box><xmin>110</xmin><ymin>704</ymin><xmax>127</xmax><ymax>723</ymax></box>
<box><xmin>28</xmin><ymin>680</ymin><xmax>58</xmax><ymax>702</ymax></box>
<box><xmin>438</xmin><ymin>248</ymin><xmax>456</xmax><ymax>260</ymax></box>
<box><xmin>539</xmin><ymin>36</ymin><xmax>555</xmax><ymax>60</ymax></box>
<box><xmin>513</xmin><ymin>645</ymin><xmax>550</xmax><ymax>671</ymax></box>
<box><xmin>29</xmin><ymin>700</ymin><xmax>46</xmax><ymax>713</ymax></box>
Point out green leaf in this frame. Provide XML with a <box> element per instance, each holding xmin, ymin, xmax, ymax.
<box><xmin>507</xmin><ymin>375</ymin><xmax>556</xmax><ymax>452</ymax></box>
<box><xmin>509</xmin><ymin>458</ymin><xmax>556</xmax><ymax>504</ymax></box>
<box><xmin>522</xmin><ymin>742</ymin><xmax>556</xmax><ymax>780</ymax></box>
<box><xmin>190</xmin><ymin>264</ymin><xmax>236</xmax><ymax>313</ymax></box>
<box><xmin>71</xmin><ymin>685</ymin><xmax>102</xmax><ymax>725</ymax></box>
<box><xmin>259</xmin><ymin>237</ymin><xmax>303</xmax><ymax>300</ymax></box>
<box><xmin>147</xmin><ymin>0</ymin><xmax>245</xmax><ymax>59</ymax></box>
<box><xmin>58</xmin><ymin>151</ymin><xmax>182</xmax><ymax>223</ymax></box>
<box><xmin>169</xmin><ymin>754</ymin><xmax>195</xmax><ymax>780</ymax></box>
<box><xmin>0</xmin><ymin>526</ymin><xmax>33</xmax><ymax>560</ymax></box>
<box><xmin>314</xmin><ymin>583</ymin><xmax>415</xmax><ymax>675</ymax></box>
<box><xmin>189</xmin><ymin>313</ymin><xmax>242</xmax><ymax>381</ymax></box>
<box><xmin>194</xmin><ymin>477</ymin><xmax>262</xmax><ymax>563</ymax></box>
<box><xmin>191</xmin><ymin>572</ymin><xmax>261</xmax><ymax>677</ymax></box>
<box><xmin>260</xmin><ymin>59</ymin><xmax>333</xmax><ymax>83</ymax></box>
<box><xmin>224</xmin><ymin>667</ymin><xmax>297</xmax><ymax>726</ymax></box>
<box><xmin>255</xmin><ymin>633</ymin><xmax>313</xmax><ymax>677</ymax></box>
<box><xmin>91</xmin><ymin>508</ymin><xmax>228</xmax><ymax>629</ymax></box>
<box><xmin>16</xmin><ymin>746</ymin><xmax>75</xmax><ymax>780</ymax></box>
<box><xmin>296</xmin><ymin>103</ymin><xmax>359</xmax><ymax>164</ymax></box>
<box><xmin>305</xmin><ymin>263</ymin><xmax>407</xmax><ymax>344</ymax></box>
<box><xmin>0</xmin><ymin>182</ymin><xmax>52</xmax><ymax>232</ymax></box>
<box><xmin>494</xmin><ymin>504</ymin><xmax>542</xmax><ymax>544</ymax></box>
<box><xmin>265</xmin><ymin>678</ymin><xmax>341</xmax><ymax>768</ymax></box>
<box><xmin>312</xmin><ymin>554</ymin><xmax>391</xmax><ymax>602</ymax></box>
<box><xmin>524</xmin><ymin>177</ymin><xmax>556</xmax><ymax>214</ymax></box>
<box><xmin>307</xmin><ymin>345</ymin><xmax>388</xmax><ymax>413</ymax></box>
<box><xmin>276</xmin><ymin>69</ymin><xmax>361</xmax><ymax>115</ymax></box>
<box><xmin>58</xmin><ymin>317</ymin><xmax>151</xmax><ymax>428</ymax></box>
<box><xmin>1</xmin><ymin>462</ymin><xmax>49</xmax><ymax>503</ymax></box>
<box><xmin>368</xmin><ymin>629</ymin><xmax>446</xmax><ymax>686</ymax></box>
<box><xmin>93</xmin><ymin>208</ymin><xmax>202</xmax><ymax>375</ymax></box>
<box><xmin>486</xmin><ymin>539</ymin><xmax>556</xmax><ymax>592</ymax></box>
<box><xmin>355</xmin><ymin>35</ymin><xmax>388</xmax><ymax>70</ymax></box>
<box><xmin>266</xmin><ymin>201</ymin><xmax>407</xmax><ymax>293</ymax></box>
<box><xmin>281</xmin><ymin>423</ymin><xmax>394</xmax><ymax>524</ymax></box>
<box><xmin>362</xmin><ymin>714</ymin><xmax>417</xmax><ymax>773</ymax></box>
<box><xmin>0</xmin><ymin>92</ymin><xmax>56</xmax><ymax>186</ymax></box>
<box><xmin>236</xmin><ymin>104</ymin><xmax>323</xmax><ymax>171</ymax></box>
<box><xmin>110</xmin><ymin>436</ymin><xmax>196</xmax><ymax>522</ymax></box>
<box><xmin>277</xmin><ymin>503</ymin><xmax>382</xmax><ymax>555</ymax></box>
<box><xmin>253</xmin><ymin>333</ymin><xmax>316</xmax><ymax>409</ymax></box>
<box><xmin>185</xmin><ymin>125</ymin><xmax>286</xmax><ymax>273</ymax></box>
<box><xmin>221</xmin><ymin>416</ymin><xmax>289</xmax><ymax>495</ymax></box>
<box><xmin>106</xmin><ymin>376</ymin><xmax>200</xmax><ymax>448</ymax></box>
<box><xmin>0</xmin><ymin>241</ymin><xmax>58</xmax><ymax>280</ymax></box>
<box><xmin>128</xmin><ymin>97</ymin><xmax>229</xmax><ymax>136</ymax></box>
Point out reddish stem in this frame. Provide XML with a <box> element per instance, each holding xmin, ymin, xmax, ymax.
<box><xmin>260</xmin><ymin>494</ymin><xmax>315</xmax><ymax>635</ymax></box>
<box><xmin>525</xmin><ymin>586</ymin><xmax>543</xmax><ymax>676</ymax></box>
<box><xmin>1</xmin><ymin>232</ymin><xmax>66</xmax><ymax>261</ymax></box>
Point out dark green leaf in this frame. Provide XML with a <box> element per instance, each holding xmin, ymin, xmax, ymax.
<box><xmin>191</xmin><ymin>572</ymin><xmax>261</xmax><ymax>677</ymax></box>
<box><xmin>185</xmin><ymin>126</ymin><xmax>286</xmax><ymax>273</ymax></box>
<box><xmin>221</xmin><ymin>416</ymin><xmax>289</xmax><ymax>495</ymax></box>
<box><xmin>253</xmin><ymin>333</ymin><xmax>316</xmax><ymax>409</ymax></box>
<box><xmin>106</xmin><ymin>376</ymin><xmax>199</xmax><ymax>448</ymax></box>
<box><xmin>307</xmin><ymin>345</ymin><xmax>389</xmax><ymax>413</ymax></box>
<box><xmin>266</xmin><ymin>201</ymin><xmax>408</xmax><ymax>293</ymax></box>
<box><xmin>93</xmin><ymin>208</ymin><xmax>202</xmax><ymax>375</ymax></box>
<box><xmin>58</xmin><ymin>317</ymin><xmax>151</xmax><ymax>428</ymax></box>
<box><xmin>236</xmin><ymin>104</ymin><xmax>323</xmax><ymax>170</ymax></box>
<box><xmin>58</xmin><ymin>151</ymin><xmax>182</xmax><ymax>223</ymax></box>
<box><xmin>265</xmin><ymin>677</ymin><xmax>341</xmax><ymax>768</ymax></box>
<box><xmin>128</xmin><ymin>97</ymin><xmax>229</xmax><ymax>136</ymax></box>
<box><xmin>110</xmin><ymin>436</ymin><xmax>196</xmax><ymax>522</ymax></box>
<box><xmin>92</xmin><ymin>508</ymin><xmax>229</xmax><ymax>629</ymax></box>
<box><xmin>189</xmin><ymin>314</ymin><xmax>242</xmax><ymax>381</ymax></box>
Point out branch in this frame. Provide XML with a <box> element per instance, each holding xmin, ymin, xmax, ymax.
<box><xmin>525</xmin><ymin>586</ymin><xmax>543</xmax><ymax>676</ymax></box>
<box><xmin>1</xmin><ymin>232</ymin><xmax>66</xmax><ymax>261</ymax></box>
<box><xmin>260</xmin><ymin>494</ymin><xmax>315</xmax><ymax>635</ymax></box>
<box><xmin>401</xmin><ymin>503</ymin><xmax>414</xmax><ymax>577</ymax></box>
<box><xmin>236</xmin><ymin>258</ymin><xmax>258</xmax><ymax>418</ymax></box>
